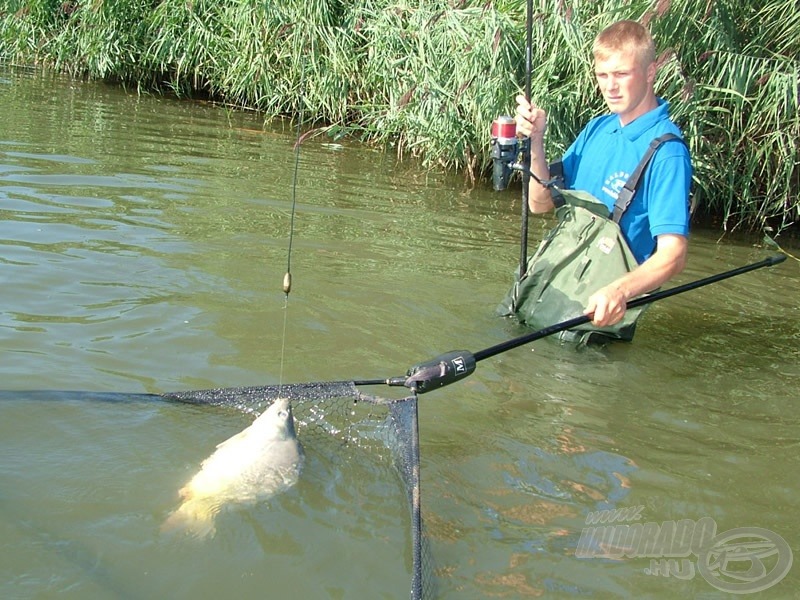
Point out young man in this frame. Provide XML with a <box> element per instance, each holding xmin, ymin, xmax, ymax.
<box><xmin>515</xmin><ymin>20</ymin><xmax>691</xmax><ymax>328</ymax></box>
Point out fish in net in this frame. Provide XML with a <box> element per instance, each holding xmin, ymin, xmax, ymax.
<box><xmin>163</xmin><ymin>381</ymin><xmax>436</xmax><ymax>600</ymax></box>
<box><xmin>1</xmin><ymin>383</ymin><xmax>436</xmax><ymax>599</ymax></box>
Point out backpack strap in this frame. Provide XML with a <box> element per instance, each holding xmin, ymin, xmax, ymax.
<box><xmin>612</xmin><ymin>133</ymin><xmax>684</xmax><ymax>224</ymax></box>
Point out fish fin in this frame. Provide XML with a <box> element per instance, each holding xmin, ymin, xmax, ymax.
<box><xmin>160</xmin><ymin>498</ymin><xmax>216</xmax><ymax>540</ymax></box>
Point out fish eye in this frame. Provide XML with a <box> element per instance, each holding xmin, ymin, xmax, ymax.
<box><xmin>278</xmin><ymin>409</ymin><xmax>289</xmax><ymax>419</ymax></box>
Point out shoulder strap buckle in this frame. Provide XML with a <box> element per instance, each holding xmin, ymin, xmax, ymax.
<box><xmin>548</xmin><ymin>160</ymin><xmax>566</xmax><ymax>208</ymax></box>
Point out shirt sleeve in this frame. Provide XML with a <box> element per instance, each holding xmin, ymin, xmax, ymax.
<box><xmin>644</xmin><ymin>145</ymin><xmax>692</xmax><ymax>238</ymax></box>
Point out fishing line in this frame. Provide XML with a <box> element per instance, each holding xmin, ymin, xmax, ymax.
<box><xmin>278</xmin><ymin>85</ymin><xmax>305</xmax><ymax>388</ymax></box>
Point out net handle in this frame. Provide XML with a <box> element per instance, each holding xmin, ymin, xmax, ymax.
<box><xmin>160</xmin><ymin>256</ymin><xmax>785</xmax><ymax>399</ymax></box>
<box><xmin>383</xmin><ymin>255</ymin><xmax>786</xmax><ymax>393</ymax></box>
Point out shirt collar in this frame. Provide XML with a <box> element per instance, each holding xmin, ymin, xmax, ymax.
<box><xmin>610</xmin><ymin>98</ymin><xmax>670</xmax><ymax>141</ymax></box>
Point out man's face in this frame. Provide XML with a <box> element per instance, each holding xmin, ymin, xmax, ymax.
<box><xmin>594</xmin><ymin>51</ymin><xmax>656</xmax><ymax>125</ymax></box>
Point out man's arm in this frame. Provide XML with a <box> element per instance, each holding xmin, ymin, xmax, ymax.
<box><xmin>514</xmin><ymin>95</ymin><xmax>554</xmax><ymax>213</ymax></box>
<box><xmin>585</xmin><ymin>233</ymin><xmax>688</xmax><ymax>327</ymax></box>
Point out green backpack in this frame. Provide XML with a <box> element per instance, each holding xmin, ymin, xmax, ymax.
<box><xmin>496</xmin><ymin>134</ymin><xmax>681</xmax><ymax>344</ymax></box>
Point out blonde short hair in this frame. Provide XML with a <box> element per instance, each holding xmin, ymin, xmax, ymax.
<box><xmin>593</xmin><ymin>20</ymin><xmax>656</xmax><ymax>67</ymax></box>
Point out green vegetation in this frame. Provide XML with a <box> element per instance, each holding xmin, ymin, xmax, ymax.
<box><xmin>1</xmin><ymin>0</ymin><xmax>797</xmax><ymax>232</ymax></box>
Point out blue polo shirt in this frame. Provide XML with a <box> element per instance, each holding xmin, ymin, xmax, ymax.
<box><xmin>561</xmin><ymin>99</ymin><xmax>692</xmax><ymax>263</ymax></box>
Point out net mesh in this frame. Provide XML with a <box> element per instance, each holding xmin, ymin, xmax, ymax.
<box><xmin>162</xmin><ymin>381</ymin><xmax>436</xmax><ymax>600</ymax></box>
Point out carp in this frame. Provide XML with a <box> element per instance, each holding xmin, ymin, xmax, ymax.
<box><xmin>162</xmin><ymin>397</ymin><xmax>303</xmax><ymax>539</ymax></box>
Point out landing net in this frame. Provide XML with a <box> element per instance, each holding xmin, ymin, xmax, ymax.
<box><xmin>1</xmin><ymin>382</ymin><xmax>435</xmax><ymax>598</ymax></box>
<box><xmin>164</xmin><ymin>380</ymin><xmax>436</xmax><ymax>599</ymax></box>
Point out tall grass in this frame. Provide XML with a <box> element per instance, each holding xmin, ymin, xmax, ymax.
<box><xmin>0</xmin><ymin>0</ymin><xmax>797</xmax><ymax>231</ymax></box>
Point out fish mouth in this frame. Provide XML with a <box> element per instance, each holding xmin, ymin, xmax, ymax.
<box><xmin>271</xmin><ymin>397</ymin><xmax>294</xmax><ymax>424</ymax></box>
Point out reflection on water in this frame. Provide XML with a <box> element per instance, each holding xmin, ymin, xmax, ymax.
<box><xmin>1</xmin><ymin>67</ymin><xmax>798</xmax><ymax>598</ymax></box>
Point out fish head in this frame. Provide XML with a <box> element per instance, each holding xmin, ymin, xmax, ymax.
<box><xmin>254</xmin><ymin>397</ymin><xmax>298</xmax><ymax>441</ymax></box>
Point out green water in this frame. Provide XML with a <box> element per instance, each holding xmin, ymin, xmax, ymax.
<box><xmin>1</xmin><ymin>67</ymin><xmax>798</xmax><ymax>599</ymax></box>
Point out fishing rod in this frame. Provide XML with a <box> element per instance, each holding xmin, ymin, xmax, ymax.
<box><xmin>490</xmin><ymin>1</ymin><xmax>535</xmax><ymax>278</ymax></box>
<box><xmin>353</xmin><ymin>254</ymin><xmax>786</xmax><ymax>393</ymax></box>
<box><xmin>518</xmin><ymin>0</ymin><xmax>533</xmax><ymax>279</ymax></box>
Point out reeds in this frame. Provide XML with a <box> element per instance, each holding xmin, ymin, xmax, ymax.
<box><xmin>1</xmin><ymin>0</ymin><xmax>797</xmax><ymax>231</ymax></box>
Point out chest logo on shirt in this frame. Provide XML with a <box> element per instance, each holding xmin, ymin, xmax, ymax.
<box><xmin>602</xmin><ymin>171</ymin><xmax>630</xmax><ymax>201</ymax></box>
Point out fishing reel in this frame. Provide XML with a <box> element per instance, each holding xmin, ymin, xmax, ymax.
<box><xmin>491</xmin><ymin>115</ymin><xmax>564</xmax><ymax>192</ymax></box>
<box><xmin>490</xmin><ymin>115</ymin><xmax>528</xmax><ymax>191</ymax></box>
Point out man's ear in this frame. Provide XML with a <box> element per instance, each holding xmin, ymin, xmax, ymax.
<box><xmin>646</xmin><ymin>61</ymin><xmax>657</xmax><ymax>84</ymax></box>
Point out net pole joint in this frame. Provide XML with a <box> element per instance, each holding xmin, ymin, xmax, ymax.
<box><xmin>400</xmin><ymin>350</ymin><xmax>477</xmax><ymax>394</ymax></box>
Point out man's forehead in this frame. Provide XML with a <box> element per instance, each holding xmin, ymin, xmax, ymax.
<box><xmin>594</xmin><ymin>52</ymin><xmax>640</xmax><ymax>72</ymax></box>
